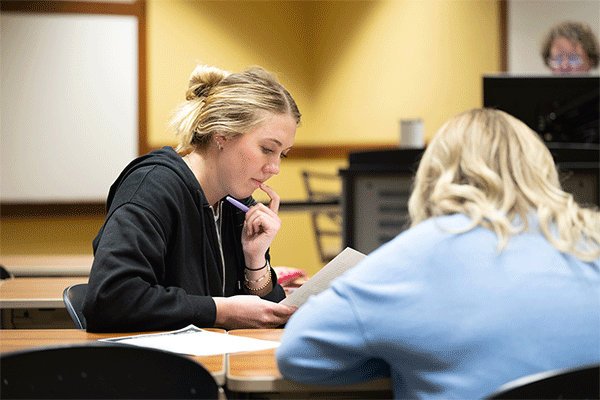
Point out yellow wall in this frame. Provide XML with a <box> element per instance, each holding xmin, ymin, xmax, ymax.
<box><xmin>1</xmin><ymin>217</ymin><xmax>104</xmax><ymax>255</ymax></box>
<box><xmin>146</xmin><ymin>0</ymin><xmax>313</xmax><ymax>148</ymax></box>
<box><xmin>148</xmin><ymin>0</ymin><xmax>499</xmax><ymax>148</ymax></box>
<box><xmin>307</xmin><ymin>0</ymin><xmax>500</xmax><ymax>145</ymax></box>
<box><xmin>2</xmin><ymin>0</ymin><xmax>500</xmax><ymax>276</ymax></box>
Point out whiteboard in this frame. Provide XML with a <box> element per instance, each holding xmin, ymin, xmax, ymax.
<box><xmin>1</xmin><ymin>13</ymin><xmax>138</xmax><ymax>203</ymax></box>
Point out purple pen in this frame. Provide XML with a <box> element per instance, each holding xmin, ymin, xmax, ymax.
<box><xmin>225</xmin><ymin>196</ymin><xmax>250</xmax><ymax>212</ymax></box>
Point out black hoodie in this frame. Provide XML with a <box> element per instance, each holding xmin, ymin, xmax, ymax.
<box><xmin>82</xmin><ymin>146</ymin><xmax>285</xmax><ymax>332</ymax></box>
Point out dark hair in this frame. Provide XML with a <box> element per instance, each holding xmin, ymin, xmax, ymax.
<box><xmin>541</xmin><ymin>21</ymin><xmax>599</xmax><ymax>68</ymax></box>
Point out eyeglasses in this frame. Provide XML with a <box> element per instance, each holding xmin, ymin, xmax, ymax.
<box><xmin>549</xmin><ymin>55</ymin><xmax>583</xmax><ymax>68</ymax></box>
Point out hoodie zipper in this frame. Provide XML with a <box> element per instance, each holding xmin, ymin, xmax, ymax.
<box><xmin>211</xmin><ymin>201</ymin><xmax>226</xmax><ymax>296</ymax></box>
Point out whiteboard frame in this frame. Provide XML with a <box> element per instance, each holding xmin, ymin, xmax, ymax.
<box><xmin>0</xmin><ymin>0</ymin><xmax>146</xmax><ymax>216</ymax></box>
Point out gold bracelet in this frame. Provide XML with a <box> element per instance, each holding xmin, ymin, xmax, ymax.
<box><xmin>244</xmin><ymin>267</ymin><xmax>272</xmax><ymax>292</ymax></box>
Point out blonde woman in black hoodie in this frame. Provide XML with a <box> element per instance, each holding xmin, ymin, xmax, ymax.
<box><xmin>83</xmin><ymin>65</ymin><xmax>300</xmax><ymax>332</ymax></box>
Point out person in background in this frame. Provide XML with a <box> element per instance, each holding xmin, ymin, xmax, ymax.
<box><xmin>83</xmin><ymin>64</ymin><xmax>300</xmax><ymax>332</ymax></box>
<box><xmin>276</xmin><ymin>108</ymin><xmax>600</xmax><ymax>399</ymax></box>
<box><xmin>541</xmin><ymin>21</ymin><xmax>599</xmax><ymax>74</ymax></box>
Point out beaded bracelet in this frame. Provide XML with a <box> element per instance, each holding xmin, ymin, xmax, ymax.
<box><xmin>244</xmin><ymin>267</ymin><xmax>272</xmax><ymax>292</ymax></box>
<box><xmin>244</xmin><ymin>265</ymin><xmax>270</xmax><ymax>283</ymax></box>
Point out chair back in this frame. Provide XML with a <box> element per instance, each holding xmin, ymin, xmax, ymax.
<box><xmin>301</xmin><ymin>170</ymin><xmax>342</xmax><ymax>263</ymax></box>
<box><xmin>0</xmin><ymin>264</ymin><xmax>13</xmax><ymax>279</ymax></box>
<box><xmin>62</xmin><ymin>283</ymin><xmax>88</xmax><ymax>329</ymax></box>
<box><xmin>486</xmin><ymin>363</ymin><xmax>600</xmax><ymax>399</ymax></box>
<box><xmin>1</xmin><ymin>342</ymin><xmax>219</xmax><ymax>399</ymax></box>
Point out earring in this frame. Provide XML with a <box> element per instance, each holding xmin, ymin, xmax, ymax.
<box><xmin>216</xmin><ymin>140</ymin><xmax>222</xmax><ymax>150</ymax></box>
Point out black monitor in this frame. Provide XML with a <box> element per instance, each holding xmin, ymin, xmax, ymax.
<box><xmin>483</xmin><ymin>75</ymin><xmax>599</xmax><ymax>208</ymax></box>
<box><xmin>483</xmin><ymin>75</ymin><xmax>599</xmax><ymax>145</ymax></box>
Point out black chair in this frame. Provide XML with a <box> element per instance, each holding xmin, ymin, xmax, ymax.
<box><xmin>0</xmin><ymin>342</ymin><xmax>220</xmax><ymax>399</ymax></box>
<box><xmin>1</xmin><ymin>264</ymin><xmax>13</xmax><ymax>279</ymax></box>
<box><xmin>486</xmin><ymin>363</ymin><xmax>600</xmax><ymax>399</ymax></box>
<box><xmin>301</xmin><ymin>170</ymin><xmax>343</xmax><ymax>263</ymax></box>
<box><xmin>62</xmin><ymin>283</ymin><xmax>88</xmax><ymax>330</ymax></box>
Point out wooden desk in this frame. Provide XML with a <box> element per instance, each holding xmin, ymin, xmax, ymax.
<box><xmin>1</xmin><ymin>255</ymin><xmax>94</xmax><ymax>277</ymax></box>
<box><xmin>0</xmin><ymin>277</ymin><xmax>88</xmax><ymax>309</ymax></box>
<box><xmin>0</xmin><ymin>328</ymin><xmax>391</xmax><ymax>397</ymax></box>
<box><xmin>0</xmin><ymin>328</ymin><xmax>227</xmax><ymax>386</ymax></box>
<box><xmin>226</xmin><ymin>329</ymin><xmax>392</xmax><ymax>399</ymax></box>
<box><xmin>0</xmin><ymin>277</ymin><xmax>88</xmax><ymax>328</ymax></box>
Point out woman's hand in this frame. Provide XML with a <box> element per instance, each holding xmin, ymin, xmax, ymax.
<box><xmin>213</xmin><ymin>296</ymin><xmax>297</xmax><ymax>329</ymax></box>
<box><xmin>241</xmin><ymin>184</ymin><xmax>281</xmax><ymax>269</ymax></box>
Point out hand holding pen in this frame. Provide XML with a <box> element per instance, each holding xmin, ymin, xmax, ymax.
<box><xmin>226</xmin><ymin>184</ymin><xmax>281</xmax><ymax>271</ymax></box>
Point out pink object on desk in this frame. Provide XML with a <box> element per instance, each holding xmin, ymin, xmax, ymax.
<box><xmin>273</xmin><ymin>267</ymin><xmax>307</xmax><ymax>286</ymax></box>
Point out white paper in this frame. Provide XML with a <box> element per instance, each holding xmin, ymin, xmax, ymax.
<box><xmin>100</xmin><ymin>325</ymin><xmax>280</xmax><ymax>356</ymax></box>
<box><xmin>281</xmin><ymin>247</ymin><xmax>366</xmax><ymax>307</ymax></box>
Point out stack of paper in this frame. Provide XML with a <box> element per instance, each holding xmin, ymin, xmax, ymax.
<box><xmin>100</xmin><ymin>325</ymin><xmax>280</xmax><ymax>356</ymax></box>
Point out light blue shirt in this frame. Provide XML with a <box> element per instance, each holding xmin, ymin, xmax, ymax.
<box><xmin>276</xmin><ymin>214</ymin><xmax>600</xmax><ymax>399</ymax></box>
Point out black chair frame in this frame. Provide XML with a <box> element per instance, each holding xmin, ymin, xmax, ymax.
<box><xmin>62</xmin><ymin>283</ymin><xmax>88</xmax><ymax>330</ymax></box>
<box><xmin>1</xmin><ymin>342</ymin><xmax>219</xmax><ymax>399</ymax></box>
<box><xmin>486</xmin><ymin>363</ymin><xmax>600</xmax><ymax>399</ymax></box>
<box><xmin>301</xmin><ymin>170</ymin><xmax>343</xmax><ymax>263</ymax></box>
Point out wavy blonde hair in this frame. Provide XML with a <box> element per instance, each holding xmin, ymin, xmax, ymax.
<box><xmin>408</xmin><ymin>108</ymin><xmax>600</xmax><ymax>262</ymax></box>
<box><xmin>170</xmin><ymin>64</ymin><xmax>301</xmax><ymax>153</ymax></box>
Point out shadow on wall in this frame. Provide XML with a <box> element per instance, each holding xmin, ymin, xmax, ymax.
<box><xmin>180</xmin><ymin>0</ymin><xmax>382</xmax><ymax>94</ymax></box>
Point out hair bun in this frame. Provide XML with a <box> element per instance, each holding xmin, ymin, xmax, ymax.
<box><xmin>186</xmin><ymin>65</ymin><xmax>230</xmax><ymax>101</ymax></box>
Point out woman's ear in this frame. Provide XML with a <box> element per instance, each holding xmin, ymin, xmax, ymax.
<box><xmin>215</xmin><ymin>134</ymin><xmax>225</xmax><ymax>150</ymax></box>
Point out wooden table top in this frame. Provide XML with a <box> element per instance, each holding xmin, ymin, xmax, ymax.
<box><xmin>226</xmin><ymin>329</ymin><xmax>392</xmax><ymax>393</ymax></box>
<box><xmin>0</xmin><ymin>328</ymin><xmax>227</xmax><ymax>385</ymax></box>
<box><xmin>0</xmin><ymin>277</ymin><xmax>88</xmax><ymax>308</ymax></box>
<box><xmin>1</xmin><ymin>255</ymin><xmax>94</xmax><ymax>277</ymax></box>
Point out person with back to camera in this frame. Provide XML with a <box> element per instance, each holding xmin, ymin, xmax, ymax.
<box><xmin>542</xmin><ymin>21</ymin><xmax>599</xmax><ymax>74</ymax></box>
<box><xmin>83</xmin><ymin>64</ymin><xmax>300</xmax><ymax>332</ymax></box>
<box><xmin>276</xmin><ymin>108</ymin><xmax>600</xmax><ymax>399</ymax></box>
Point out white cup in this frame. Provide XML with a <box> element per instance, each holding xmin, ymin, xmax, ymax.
<box><xmin>399</xmin><ymin>119</ymin><xmax>424</xmax><ymax>148</ymax></box>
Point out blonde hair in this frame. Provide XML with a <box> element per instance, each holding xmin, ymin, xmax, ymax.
<box><xmin>170</xmin><ymin>64</ymin><xmax>301</xmax><ymax>153</ymax></box>
<box><xmin>408</xmin><ymin>108</ymin><xmax>600</xmax><ymax>262</ymax></box>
